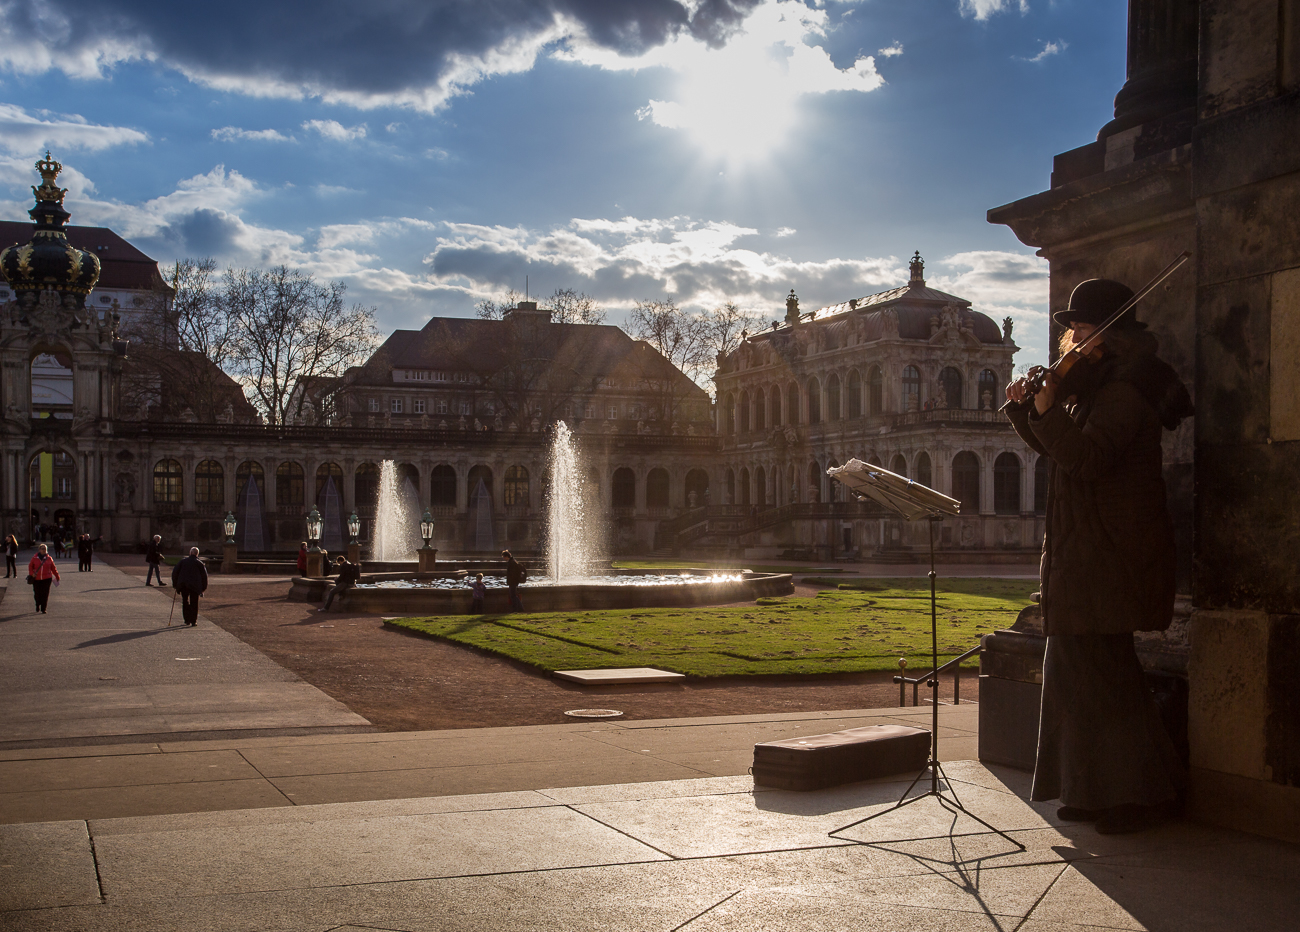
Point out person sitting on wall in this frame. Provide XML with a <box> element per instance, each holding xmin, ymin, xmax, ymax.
<box><xmin>320</xmin><ymin>555</ymin><xmax>360</xmax><ymax>612</ymax></box>
<box><xmin>502</xmin><ymin>550</ymin><xmax>526</xmax><ymax>612</ymax></box>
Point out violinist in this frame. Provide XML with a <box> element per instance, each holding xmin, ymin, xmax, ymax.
<box><xmin>1005</xmin><ymin>277</ymin><xmax>1193</xmax><ymax>835</ymax></box>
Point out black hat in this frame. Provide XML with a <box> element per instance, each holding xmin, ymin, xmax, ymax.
<box><xmin>1053</xmin><ymin>279</ymin><xmax>1142</xmax><ymax>329</ymax></box>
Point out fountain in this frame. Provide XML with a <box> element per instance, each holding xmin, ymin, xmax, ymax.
<box><xmin>546</xmin><ymin>421</ymin><xmax>602</xmax><ymax>581</ymax></box>
<box><xmin>372</xmin><ymin>460</ymin><xmax>420</xmax><ymax>561</ymax></box>
<box><xmin>290</xmin><ymin>429</ymin><xmax>794</xmax><ymax>610</ymax></box>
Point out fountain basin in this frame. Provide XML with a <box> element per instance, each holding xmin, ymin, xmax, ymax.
<box><xmin>289</xmin><ymin>570</ymin><xmax>793</xmax><ymax>614</ymax></box>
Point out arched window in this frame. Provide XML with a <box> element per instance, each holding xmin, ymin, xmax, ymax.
<box><xmin>724</xmin><ymin>393</ymin><xmax>736</xmax><ymax>435</ymax></box>
<box><xmin>739</xmin><ymin>391</ymin><xmax>750</xmax><ymax>433</ymax></box>
<box><xmin>978</xmin><ymin>369</ymin><xmax>999</xmax><ymax>410</ymax></box>
<box><xmin>754</xmin><ymin>390</ymin><xmax>766</xmax><ymax>431</ymax></box>
<box><xmin>770</xmin><ymin>385</ymin><xmax>782</xmax><ymax>426</ymax></box>
<box><xmin>739</xmin><ymin>467</ymin><xmax>751</xmax><ymax>505</ymax></box>
<box><xmin>153</xmin><ymin>459</ymin><xmax>183</xmax><ymax>504</ymax></box>
<box><xmin>827</xmin><ymin>459</ymin><xmax>841</xmax><ymax>501</ymax></box>
<box><xmin>994</xmin><ymin>452</ymin><xmax>1022</xmax><ymax>514</ymax></box>
<box><xmin>504</xmin><ymin>465</ymin><xmax>530</xmax><ymax>507</ymax></box>
<box><xmin>938</xmin><ymin>367</ymin><xmax>963</xmax><ymax>409</ymax></box>
<box><xmin>827</xmin><ymin>374</ymin><xmax>841</xmax><ymax>421</ymax></box>
<box><xmin>890</xmin><ymin>454</ymin><xmax>908</xmax><ymax>478</ymax></box>
<box><xmin>431</xmin><ymin>465</ymin><xmax>457</xmax><ymax>507</ymax></box>
<box><xmin>276</xmin><ymin>461</ymin><xmax>304</xmax><ymax>506</ymax></box>
<box><xmin>807</xmin><ymin>460</ymin><xmax>822</xmax><ymax>503</ymax></box>
<box><xmin>808</xmin><ymin>377</ymin><xmax>821</xmax><ymax>424</ymax></box>
<box><xmin>685</xmin><ymin>469</ymin><xmax>709</xmax><ymax>507</ymax></box>
<box><xmin>315</xmin><ymin>462</ymin><xmax>343</xmax><ymax>503</ymax></box>
<box><xmin>354</xmin><ymin>463</ymin><xmax>378</xmax><ymax>511</ymax></box>
<box><xmin>1034</xmin><ymin>456</ymin><xmax>1050</xmax><ymax>515</ymax></box>
<box><xmin>869</xmin><ymin>366</ymin><xmax>884</xmax><ymax>415</ymax></box>
<box><xmin>847</xmin><ymin>370</ymin><xmax>862</xmax><ymax>418</ymax></box>
<box><xmin>755</xmin><ymin>466</ymin><xmax>766</xmax><ymax>506</ymax></box>
<box><xmin>952</xmin><ymin>452</ymin><xmax>981</xmax><ymax>514</ymax></box>
<box><xmin>612</xmin><ymin>467</ymin><xmax>636</xmax><ymax>509</ymax></box>
<box><xmin>195</xmin><ymin>460</ymin><xmax>224</xmax><ymax>505</ymax></box>
<box><xmin>787</xmin><ymin>383</ymin><xmax>800</xmax><ymax>425</ymax></box>
<box><xmin>467</xmin><ymin>465</ymin><xmax>494</xmax><ymax>506</ymax></box>
<box><xmin>725</xmin><ymin>468</ymin><xmax>736</xmax><ymax>504</ymax></box>
<box><xmin>902</xmin><ymin>366</ymin><xmax>920</xmax><ymax>411</ymax></box>
<box><xmin>915</xmin><ymin>452</ymin><xmax>932</xmax><ymax>489</ymax></box>
<box><xmin>646</xmin><ymin>468</ymin><xmax>670</xmax><ymax>508</ymax></box>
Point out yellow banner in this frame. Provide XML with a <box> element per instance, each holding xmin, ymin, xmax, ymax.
<box><xmin>39</xmin><ymin>452</ymin><xmax>53</xmax><ymax>499</ymax></box>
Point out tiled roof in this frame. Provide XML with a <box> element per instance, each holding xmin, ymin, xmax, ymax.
<box><xmin>0</xmin><ymin>222</ymin><xmax>168</xmax><ymax>293</ymax></box>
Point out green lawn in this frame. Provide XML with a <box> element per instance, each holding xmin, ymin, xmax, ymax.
<box><xmin>385</xmin><ymin>578</ymin><xmax>1035</xmax><ymax>678</ymax></box>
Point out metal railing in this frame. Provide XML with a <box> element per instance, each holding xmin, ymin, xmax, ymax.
<box><xmin>893</xmin><ymin>643</ymin><xmax>981</xmax><ymax>707</ymax></box>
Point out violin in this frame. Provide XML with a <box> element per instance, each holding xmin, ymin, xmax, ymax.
<box><xmin>1009</xmin><ymin>251</ymin><xmax>1190</xmax><ymax>408</ymax></box>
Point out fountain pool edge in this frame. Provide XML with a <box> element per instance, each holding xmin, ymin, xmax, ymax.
<box><xmin>289</xmin><ymin>572</ymin><xmax>794</xmax><ymax>614</ymax></box>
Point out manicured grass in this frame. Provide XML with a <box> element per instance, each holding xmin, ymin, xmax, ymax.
<box><xmin>385</xmin><ymin>578</ymin><xmax>1036</xmax><ymax>678</ymax></box>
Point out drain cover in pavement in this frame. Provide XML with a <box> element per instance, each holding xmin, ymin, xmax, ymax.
<box><xmin>564</xmin><ymin>709</ymin><xmax>624</xmax><ymax>718</ymax></box>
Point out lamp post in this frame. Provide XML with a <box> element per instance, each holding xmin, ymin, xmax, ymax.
<box><xmin>221</xmin><ymin>512</ymin><xmax>238</xmax><ymax>574</ymax></box>
<box><xmin>417</xmin><ymin>508</ymin><xmax>438</xmax><ymax>572</ymax></box>
<box><xmin>305</xmin><ymin>507</ymin><xmax>324</xmax><ymax>577</ymax></box>
<box><xmin>347</xmin><ymin>511</ymin><xmax>361</xmax><ymax>564</ymax></box>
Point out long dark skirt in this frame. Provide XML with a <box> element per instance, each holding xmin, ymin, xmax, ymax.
<box><xmin>1031</xmin><ymin>633</ymin><xmax>1184</xmax><ymax>809</ymax></box>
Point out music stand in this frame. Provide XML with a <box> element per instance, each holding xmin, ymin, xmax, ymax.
<box><xmin>823</xmin><ymin>459</ymin><xmax>1024</xmax><ymax>851</ymax></box>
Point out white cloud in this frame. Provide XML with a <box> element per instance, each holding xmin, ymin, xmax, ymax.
<box><xmin>302</xmin><ymin>119</ymin><xmax>367</xmax><ymax>141</ymax></box>
<box><xmin>774</xmin><ymin>227</ymin><xmax>796</xmax><ymax>237</ymax></box>
<box><xmin>959</xmin><ymin>0</ymin><xmax>1029</xmax><ymax>21</ymax></box>
<box><xmin>211</xmin><ymin>126</ymin><xmax>294</xmax><ymax>142</ymax></box>
<box><xmin>0</xmin><ymin>103</ymin><xmax>148</xmax><ymax>154</ymax></box>
<box><xmin>561</xmin><ymin>0</ymin><xmax>887</xmax><ymax>160</ymax></box>
<box><xmin>878</xmin><ymin>42</ymin><xmax>903</xmax><ymax>57</ymax></box>
<box><xmin>1025</xmin><ymin>40</ymin><xmax>1066</xmax><ymax>63</ymax></box>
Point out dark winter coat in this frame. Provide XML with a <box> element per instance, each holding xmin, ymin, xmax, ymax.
<box><xmin>335</xmin><ymin>561</ymin><xmax>360</xmax><ymax>587</ymax></box>
<box><xmin>171</xmin><ymin>555</ymin><xmax>209</xmax><ymax>595</ymax></box>
<box><xmin>505</xmin><ymin>557</ymin><xmax>526</xmax><ymax>588</ymax></box>
<box><xmin>1006</xmin><ymin>329</ymin><xmax>1192</xmax><ymax>637</ymax></box>
<box><xmin>145</xmin><ymin>541</ymin><xmax>163</xmax><ymax>565</ymax></box>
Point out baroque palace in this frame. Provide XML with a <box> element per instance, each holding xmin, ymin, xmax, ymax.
<box><xmin>0</xmin><ymin>156</ymin><xmax>1037</xmax><ymax>559</ymax></box>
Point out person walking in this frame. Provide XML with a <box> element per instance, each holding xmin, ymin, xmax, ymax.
<box><xmin>4</xmin><ymin>534</ymin><xmax>18</xmax><ymax>578</ymax></box>
<box><xmin>469</xmin><ymin>572</ymin><xmax>487</xmax><ymax>613</ymax></box>
<box><xmin>319</xmin><ymin>555</ymin><xmax>360</xmax><ymax>612</ymax></box>
<box><xmin>27</xmin><ymin>543</ymin><xmax>60</xmax><ymax>614</ymax></box>
<box><xmin>145</xmin><ymin>535</ymin><xmax>164</xmax><ymax>586</ymax></box>
<box><xmin>170</xmin><ymin>546</ymin><xmax>209</xmax><ymax>627</ymax></box>
<box><xmin>77</xmin><ymin>534</ymin><xmax>91</xmax><ymax>572</ymax></box>
<box><xmin>502</xmin><ymin>550</ymin><xmax>526</xmax><ymax>612</ymax></box>
<box><xmin>1005</xmin><ymin>278</ymin><xmax>1194</xmax><ymax>835</ymax></box>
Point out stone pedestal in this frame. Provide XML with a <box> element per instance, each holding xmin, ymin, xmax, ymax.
<box><xmin>221</xmin><ymin>543</ymin><xmax>237</xmax><ymax>574</ymax></box>
<box><xmin>347</xmin><ymin>542</ymin><xmax>360</xmax><ymax>565</ymax></box>
<box><xmin>417</xmin><ymin>548</ymin><xmax>437</xmax><ymax>573</ymax></box>
<box><xmin>305</xmin><ymin>550</ymin><xmax>324</xmax><ymax>578</ymax></box>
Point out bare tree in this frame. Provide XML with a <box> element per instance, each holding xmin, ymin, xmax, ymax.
<box><xmin>226</xmin><ymin>266</ymin><xmax>380</xmax><ymax>426</ymax></box>
<box><xmin>474</xmin><ymin>288</ymin><xmax>523</xmax><ymax>320</ymax></box>
<box><xmin>549</xmin><ymin>287</ymin><xmax>606</xmax><ymax>325</ymax></box>
<box><xmin>701</xmin><ymin>301</ymin><xmax>763</xmax><ymax>361</ymax></box>
<box><xmin>624</xmin><ymin>298</ymin><xmax>712</xmax><ymax>383</ymax></box>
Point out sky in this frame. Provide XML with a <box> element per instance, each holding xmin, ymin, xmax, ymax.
<box><xmin>0</xmin><ymin>0</ymin><xmax>1128</xmax><ymax>369</ymax></box>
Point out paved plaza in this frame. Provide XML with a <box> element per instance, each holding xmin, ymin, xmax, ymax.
<box><xmin>1</xmin><ymin>556</ymin><xmax>1295</xmax><ymax>931</ymax></box>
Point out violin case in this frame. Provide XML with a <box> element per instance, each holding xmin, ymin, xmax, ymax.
<box><xmin>752</xmin><ymin>724</ymin><xmax>931</xmax><ymax>791</ymax></box>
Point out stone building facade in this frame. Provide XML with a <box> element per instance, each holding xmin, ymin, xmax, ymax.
<box><xmin>989</xmin><ymin>0</ymin><xmax>1300</xmax><ymax>841</ymax></box>
<box><xmin>705</xmin><ymin>254</ymin><xmax>1041</xmax><ymax>561</ymax></box>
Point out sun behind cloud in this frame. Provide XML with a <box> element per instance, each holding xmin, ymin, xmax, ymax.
<box><xmin>565</xmin><ymin>0</ymin><xmax>888</xmax><ymax>163</ymax></box>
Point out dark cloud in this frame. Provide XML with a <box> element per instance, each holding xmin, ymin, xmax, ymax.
<box><xmin>142</xmin><ymin>208</ymin><xmax>243</xmax><ymax>258</ymax></box>
<box><xmin>4</xmin><ymin>0</ymin><xmax>762</xmax><ymax>107</ymax></box>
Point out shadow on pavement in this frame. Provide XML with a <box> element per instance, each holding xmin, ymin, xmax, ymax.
<box><xmin>73</xmin><ymin>628</ymin><xmax>187</xmax><ymax>649</ymax></box>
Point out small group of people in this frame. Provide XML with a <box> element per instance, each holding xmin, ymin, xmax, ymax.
<box><xmin>466</xmin><ymin>550</ymin><xmax>528</xmax><ymax>614</ymax></box>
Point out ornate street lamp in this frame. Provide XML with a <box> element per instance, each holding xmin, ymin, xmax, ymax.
<box><xmin>347</xmin><ymin>511</ymin><xmax>360</xmax><ymax>545</ymax></box>
<box><xmin>222</xmin><ymin>512</ymin><xmax>237</xmax><ymax>545</ymax></box>
<box><xmin>419</xmin><ymin>509</ymin><xmax>435</xmax><ymax>549</ymax></box>
<box><xmin>306</xmin><ymin>506</ymin><xmax>323</xmax><ymax>552</ymax></box>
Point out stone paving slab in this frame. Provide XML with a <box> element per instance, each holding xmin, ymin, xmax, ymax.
<box><xmin>554</xmin><ymin>667</ymin><xmax>686</xmax><ymax>684</ymax></box>
<box><xmin>4</xmin><ymin>766</ymin><xmax>1294</xmax><ymax>932</ymax></box>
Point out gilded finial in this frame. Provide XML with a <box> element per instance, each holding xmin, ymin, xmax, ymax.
<box><xmin>32</xmin><ymin>152</ymin><xmax>67</xmax><ymax>206</ymax></box>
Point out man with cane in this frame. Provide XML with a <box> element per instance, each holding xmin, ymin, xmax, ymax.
<box><xmin>170</xmin><ymin>547</ymin><xmax>208</xmax><ymax>627</ymax></box>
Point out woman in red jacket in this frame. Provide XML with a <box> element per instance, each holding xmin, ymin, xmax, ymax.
<box><xmin>28</xmin><ymin>543</ymin><xmax>60</xmax><ymax>614</ymax></box>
